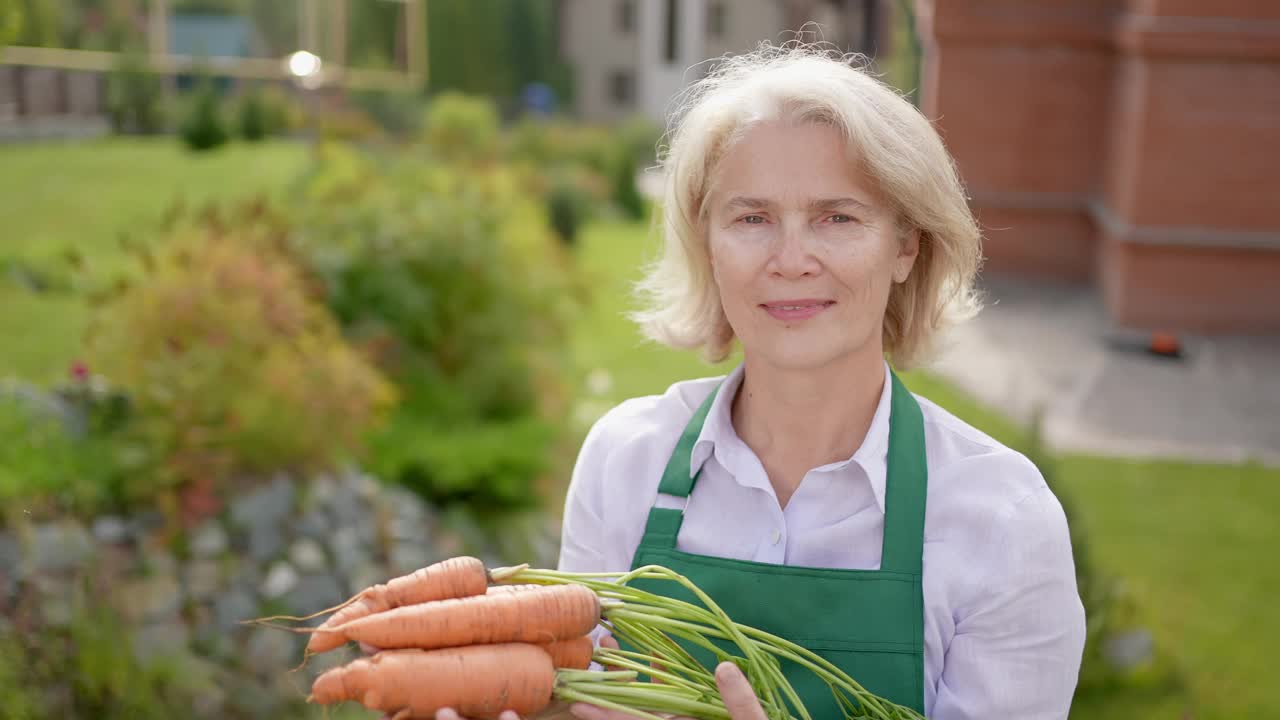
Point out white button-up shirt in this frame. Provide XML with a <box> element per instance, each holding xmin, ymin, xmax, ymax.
<box><xmin>558</xmin><ymin>362</ymin><xmax>1086</xmax><ymax>719</ymax></box>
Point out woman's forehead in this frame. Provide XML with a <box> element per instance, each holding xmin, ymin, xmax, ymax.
<box><xmin>708</xmin><ymin>122</ymin><xmax>880</xmax><ymax>210</ymax></box>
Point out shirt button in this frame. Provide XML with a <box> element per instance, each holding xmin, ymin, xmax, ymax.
<box><xmin>771</xmin><ymin>530</ymin><xmax>781</xmax><ymax>545</ymax></box>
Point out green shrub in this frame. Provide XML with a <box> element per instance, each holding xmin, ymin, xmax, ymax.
<box><xmin>290</xmin><ymin>149</ymin><xmax>577</xmax><ymax>508</ymax></box>
<box><xmin>238</xmin><ymin>87</ymin><xmax>268</xmax><ymax>141</ymax></box>
<box><xmin>350</xmin><ymin>88</ymin><xmax>425</xmax><ymax>137</ymax></box>
<box><xmin>106</xmin><ymin>48</ymin><xmax>165</xmax><ymax>135</ymax></box>
<box><xmin>369</xmin><ymin>415</ymin><xmax>555</xmax><ymax>509</ymax></box>
<box><xmin>546</xmin><ymin>169</ymin><xmax>596</xmax><ymax>246</ymax></box>
<box><xmin>85</xmin><ymin>202</ymin><xmax>395</xmax><ymax>496</ymax></box>
<box><xmin>179</xmin><ymin>81</ymin><xmax>229</xmax><ymax>151</ymax></box>
<box><xmin>613</xmin><ymin>150</ymin><xmax>647</xmax><ymax>221</ymax></box>
<box><xmin>0</xmin><ymin>380</ymin><xmax>145</xmax><ymax>520</ymax></box>
<box><xmin>617</xmin><ymin>114</ymin><xmax>664</xmax><ymax>167</ymax></box>
<box><xmin>423</xmin><ymin>91</ymin><xmax>500</xmax><ymax>163</ymax></box>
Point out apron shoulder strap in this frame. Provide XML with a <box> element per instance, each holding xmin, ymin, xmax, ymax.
<box><xmin>879</xmin><ymin>371</ymin><xmax>928</xmax><ymax>576</ymax></box>
<box><xmin>638</xmin><ymin>382</ymin><xmax>721</xmax><ymax>550</ymax></box>
<box><xmin>656</xmin><ymin>382</ymin><xmax>721</xmax><ymax>497</ymax></box>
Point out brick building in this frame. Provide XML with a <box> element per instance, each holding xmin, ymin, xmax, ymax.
<box><xmin>919</xmin><ymin>0</ymin><xmax>1280</xmax><ymax>335</ymax></box>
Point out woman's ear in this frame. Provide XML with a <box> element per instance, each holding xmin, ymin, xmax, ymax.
<box><xmin>894</xmin><ymin>228</ymin><xmax>921</xmax><ymax>284</ymax></box>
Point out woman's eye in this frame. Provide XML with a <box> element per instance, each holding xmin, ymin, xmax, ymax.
<box><xmin>829</xmin><ymin>214</ymin><xmax>855</xmax><ymax>224</ymax></box>
<box><xmin>741</xmin><ymin>215</ymin><xmax>766</xmax><ymax>225</ymax></box>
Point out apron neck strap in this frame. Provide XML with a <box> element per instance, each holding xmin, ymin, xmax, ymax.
<box><xmin>880</xmin><ymin>371</ymin><xmax>927</xmax><ymax>576</ymax></box>
<box><xmin>639</xmin><ymin>369</ymin><xmax>928</xmax><ymax>576</ymax></box>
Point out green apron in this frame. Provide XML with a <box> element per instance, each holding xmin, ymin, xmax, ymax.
<box><xmin>627</xmin><ymin>371</ymin><xmax>928</xmax><ymax>716</ymax></box>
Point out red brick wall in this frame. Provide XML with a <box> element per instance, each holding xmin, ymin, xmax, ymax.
<box><xmin>920</xmin><ymin>0</ymin><xmax>1280</xmax><ymax>333</ymax></box>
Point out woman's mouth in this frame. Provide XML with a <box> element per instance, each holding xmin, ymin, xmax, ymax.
<box><xmin>760</xmin><ymin>299</ymin><xmax>836</xmax><ymax>322</ymax></box>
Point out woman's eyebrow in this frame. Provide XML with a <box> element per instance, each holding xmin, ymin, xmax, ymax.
<box><xmin>809</xmin><ymin>197</ymin><xmax>873</xmax><ymax>212</ymax></box>
<box><xmin>723</xmin><ymin>196</ymin><xmax>772</xmax><ymax>212</ymax></box>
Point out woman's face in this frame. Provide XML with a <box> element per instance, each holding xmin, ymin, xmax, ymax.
<box><xmin>706</xmin><ymin>120</ymin><xmax>918</xmax><ymax>371</ymax></box>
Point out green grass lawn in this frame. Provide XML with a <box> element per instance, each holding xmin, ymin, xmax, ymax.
<box><xmin>0</xmin><ymin>138</ymin><xmax>308</xmax><ymax>382</ymax></box>
<box><xmin>570</xmin><ymin>219</ymin><xmax>1280</xmax><ymax>720</ymax></box>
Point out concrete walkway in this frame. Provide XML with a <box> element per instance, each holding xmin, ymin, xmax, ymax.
<box><xmin>925</xmin><ymin>277</ymin><xmax>1280</xmax><ymax>465</ymax></box>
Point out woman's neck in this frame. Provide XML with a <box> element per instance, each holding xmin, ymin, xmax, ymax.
<box><xmin>730</xmin><ymin>349</ymin><xmax>887</xmax><ymax>506</ymax></box>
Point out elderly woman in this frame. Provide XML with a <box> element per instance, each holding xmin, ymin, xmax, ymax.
<box><xmin>552</xmin><ymin>45</ymin><xmax>1086</xmax><ymax>720</ymax></box>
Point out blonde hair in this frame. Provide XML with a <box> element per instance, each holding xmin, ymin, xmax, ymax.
<box><xmin>632</xmin><ymin>42</ymin><xmax>982</xmax><ymax>370</ymax></box>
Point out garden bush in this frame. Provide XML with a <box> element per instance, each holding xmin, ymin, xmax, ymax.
<box><xmin>288</xmin><ymin>146</ymin><xmax>577</xmax><ymax>508</ymax></box>
<box><xmin>179</xmin><ymin>81</ymin><xmax>229</xmax><ymax>151</ymax></box>
<box><xmin>423</xmin><ymin>91</ymin><xmax>501</xmax><ymax>164</ymax></box>
<box><xmin>0</xmin><ymin>376</ymin><xmax>143</xmax><ymax>520</ymax></box>
<box><xmin>84</xmin><ymin>201</ymin><xmax>394</xmax><ymax>504</ymax></box>
<box><xmin>106</xmin><ymin>48</ymin><xmax>165</xmax><ymax>135</ymax></box>
<box><xmin>237</xmin><ymin>87</ymin><xmax>268</xmax><ymax>141</ymax></box>
<box><xmin>349</xmin><ymin>87</ymin><xmax>425</xmax><ymax>138</ymax></box>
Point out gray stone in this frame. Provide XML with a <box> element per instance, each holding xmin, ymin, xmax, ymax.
<box><xmin>115</xmin><ymin>574</ymin><xmax>183</xmax><ymax>622</ymax></box>
<box><xmin>1103</xmin><ymin>628</ymin><xmax>1154</xmax><ymax>672</ymax></box>
<box><xmin>284</xmin><ymin>574</ymin><xmax>345</xmax><ymax>618</ymax></box>
<box><xmin>189</xmin><ymin>521</ymin><xmax>229</xmax><ymax>558</ymax></box>
<box><xmin>184</xmin><ymin>561</ymin><xmax>222</xmax><ymax>602</ymax></box>
<box><xmin>246</xmin><ymin>524</ymin><xmax>286</xmax><ymax>563</ymax></box>
<box><xmin>259</xmin><ymin>561</ymin><xmax>299</xmax><ymax>599</ymax></box>
<box><xmin>27</xmin><ymin>522</ymin><xmax>93</xmax><ymax>572</ymax></box>
<box><xmin>91</xmin><ymin>516</ymin><xmax>130</xmax><ymax>545</ymax></box>
<box><xmin>326</xmin><ymin>478</ymin><xmax>365</xmax><ymax>529</ymax></box>
<box><xmin>389</xmin><ymin>541</ymin><xmax>433</xmax><ymax>576</ymax></box>
<box><xmin>390</xmin><ymin>514</ymin><xmax>430</xmax><ymax>544</ymax></box>
<box><xmin>226</xmin><ymin>678</ymin><xmax>280</xmax><ymax>717</ymax></box>
<box><xmin>144</xmin><ymin>549</ymin><xmax>178</xmax><ymax>577</ymax></box>
<box><xmin>328</xmin><ymin>526</ymin><xmax>370</xmax><ymax>576</ymax></box>
<box><xmin>385</xmin><ymin>485</ymin><xmax>429</xmax><ymax>521</ymax></box>
<box><xmin>348</xmin><ymin>564</ymin><xmax>389</xmax><ymax>597</ymax></box>
<box><xmin>0</xmin><ymin>531</ymin><xmax>20</xmax><ymax>594</ymax></box>
<box><xmin>213</xmin><ymin>589</ymin><xmax>257</xmax><ymax>631</ymax></box>
<box><xmin>132</xmin><ymin>621</ymin><xmax>190</xmax><ymax>664</ymax></box>
<box><xmin>288</xmin><ymin>538</ymin><xmax>327</xmax><ymax>574</ymax></box>
<box><xmin>294</xmin><ymin>510</ymin><xmax>330</xmax><ymax>541</ymax></box>
<box><xmin>245</xmin><ymin>625</ymin><xmax>298</xmax><ymax>676</ymax></box>
<box><xmin>34</xmin><ymin>576</ymin><xmax>75</xmax><ymax>628</ymax></box>
<box><xmin>309</xmin><ymin>472</ymin><xmax>338</xmax><ymax>508</ymax></box>
<box><xmin>131</xmin><ymin>510</ymin><xmax>166</xmax><ymax>537</ymax></box>
<box><xmin>230</xmin><ymin>474</ymin><xmax>296</xmax><ymax>532</ymax></box>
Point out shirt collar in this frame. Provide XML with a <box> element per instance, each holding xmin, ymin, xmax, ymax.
<box><xmin>689</xmin><ymin>360</ymin><xmax>894</xmax><ymax>512</ymax></box>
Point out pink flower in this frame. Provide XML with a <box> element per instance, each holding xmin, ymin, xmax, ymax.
<box><xmin>70</xmin><ymin>361</ymin><xmax>90</xmax><ymax>382</ymax></box>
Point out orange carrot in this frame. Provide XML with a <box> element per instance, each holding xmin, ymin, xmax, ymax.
<box><xmin>310</xmin><ymin>644</ymin><xmax>555</xmax><ymax>719</ymax></box>
<box><xmin>308</xmin><ymin>556</ymin><xmax>489</xmax><ymax>654</ymax></box>
<box><xmin>540</xmin><ymin>635</ymin><xmax>594</xmax><ymax>670</ymax></box>
<box><xmin>322</xmin><ymin>583</ymin><xmax>599</xmax><ymax>651</ymax></box>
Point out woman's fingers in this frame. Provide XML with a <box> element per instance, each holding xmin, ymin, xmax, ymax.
<box><xmin>434</xmin><ymin>708</ymin><xmax>519</xmax><ymax>720</ymax></box>
<box><xmin>713</xmin><ymin>662</ymin><xmax>768</xmax><ymax>720</ymax></box>
<box><xmin>359</xmin><ymin>641</ymin><xmax>381</xmax><ymax>655</ymax></box>
<box><xmin>596</xmin><ymin>634</ymin><xmax>623</xmax><ymax>672</ymax></box>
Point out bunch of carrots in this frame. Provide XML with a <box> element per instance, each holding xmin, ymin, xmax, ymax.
<box><xmin>250</xmin><ymin>556</ymin><xmax>924</xmax><ymax>720</ymax></box>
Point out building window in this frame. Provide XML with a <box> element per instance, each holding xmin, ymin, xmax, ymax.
<box><xmin>708</xmin><ymin>1</ymin><xmax>727</xmax><ymax>39</ymax></box>
<box><xmin>609</xmin><ymin>69</ymin><xmax>635</xmax><ymax>106</ymax></box>
<box><xmin>664</xmin><ymin>0</ymin><xmax>680</xmax><ymax>64</ymax></box>
<box><xmin>618</xmin><ymin>0</ymin><xmax>635</xmax><ymax>33</ymax></box>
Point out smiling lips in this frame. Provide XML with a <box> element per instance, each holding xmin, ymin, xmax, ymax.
<box><xmin>760</xmin><ymin>299</ymin><xmax>835</xmax><ymax>321</ymax></box>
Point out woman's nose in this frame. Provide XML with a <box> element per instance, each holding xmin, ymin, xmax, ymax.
<box><xmin>767</xmin><ymin>222</ymin><xmax>822</xmax><ymax>278</ymax></box>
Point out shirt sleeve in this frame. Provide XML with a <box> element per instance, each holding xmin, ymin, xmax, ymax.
<box><xmin>557</xmin><ymin>411</ymin><xmax>614</xmax><ymax>575</ymax></box>
<box><xmin>931</xmin><ymin>477</ymin><xmax>1087</xmax><ymax>719</ymax></box>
